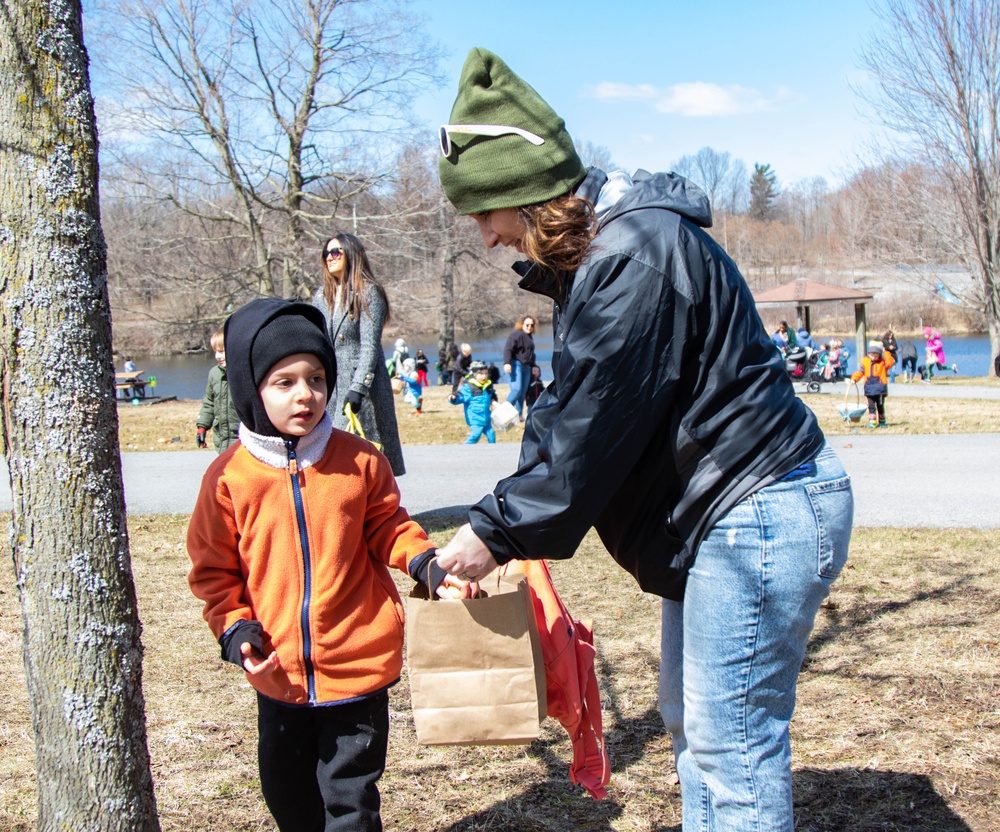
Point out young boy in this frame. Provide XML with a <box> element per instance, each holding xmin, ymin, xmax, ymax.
<box><xmin>851</xmin><ymin>341</ymin><xmax>895</xmax><ymax>428</ymax></box>
<box><xmin>187</xmin><ymin>299</ymin><xmax>466</xmax><ymax>832</ymax></box>
<box><xmin>196</xmin><ymin>327</ymin><xmax>240</xmax><ymax>452</ymax></box>
<box><xmin>524</xmin><ymin>364</ymin><xmax>545</xmax><ymax>410</ymax></box>
<box><xmin>449</xmin><ymin>360</ymin><xmax>498</xmax><ymax>444</ymax></box>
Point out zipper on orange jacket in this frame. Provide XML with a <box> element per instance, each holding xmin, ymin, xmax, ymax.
<box><xmin>285</xmin><ymin>440</ymin><xmax>316</xmax><ymax>703</ymax></box>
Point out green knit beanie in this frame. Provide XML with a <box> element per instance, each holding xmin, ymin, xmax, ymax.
<box><xmin>439</xmin><ymin>48</ymin><xmax>587</xmax><ymax>215</ymax></box>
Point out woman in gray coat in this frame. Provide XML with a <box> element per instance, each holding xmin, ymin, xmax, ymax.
<box><xmin>312</xmin><ymin>232</ymin><xmax>405</xmax><ymax>475</ymax></box>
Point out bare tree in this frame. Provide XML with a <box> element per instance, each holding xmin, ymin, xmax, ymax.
<box><xmin>720</xmin><ymin>157</ymin><xmax>750</xmax><ymax>215</ymax></box>
<box><xmin>0</xmin><ymin>1</ymin><xmax>159</xmax><ymax>828</ymax></box>
<box><xmin>673</xmin><ymin>146</ymin><xmax>743</xmax><ymax>216</ymax></box>
<box><xmin>363</xmin><ymin>146</ymin><xmax>512</xmax><ymax>350</ymax></box>
<box><xmin>860</xmin><ymin>0</ymin><xmax>1000</xmax><ymax>373</ymax></box>
<box><xmin>93</xmin><ymin>0</ymin><xmax>440</xmax><ymax>310</ymax></box>
<box><xmin>777</xmin><ymin>176</ymin><xmax>831</xmax><ymax>245</ymax></box>
<box><xmin>575</xmin><ymin>139</ymin><xmax>618</xmax><ymax>171</ymax></box>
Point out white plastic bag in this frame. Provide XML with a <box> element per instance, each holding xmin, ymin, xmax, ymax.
<box><xmin>491</xmin><ymin>400</ymin><xmax>519</xmax><ymax>432</ymax></box>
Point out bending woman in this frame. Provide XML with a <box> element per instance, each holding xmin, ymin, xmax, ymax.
<box><xmin>433</xmin><ymin>48</ymin><xmax>853</xmax><ymax>830</ymax></box>
<box><xmin>313</xmin><ymin>232</ymin><xmax>405</xmax><ymax>476</ymax></box>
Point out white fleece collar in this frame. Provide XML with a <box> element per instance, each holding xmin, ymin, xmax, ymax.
<box><xmin>238</xmin><ymin>413</ymin><xmax>333</xmax><ymax>470</ymax></box>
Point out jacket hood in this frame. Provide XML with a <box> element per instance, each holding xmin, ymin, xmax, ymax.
<box><xmin>592</xmin><ymin>168</ymin><xmax>713</xmax><ymax>230</ymax></box>
<box><xmin>513</xmin><ymin>167</ymin><xmax>713</xmax><ymax>304</ymax></box>
<box><xmin>224</xmin><ymin>298</ymin><xmax>335</xmax><ymax>437</ymax></box>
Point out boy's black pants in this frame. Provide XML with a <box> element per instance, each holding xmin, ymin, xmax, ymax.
<box><xmin>257</xmin><ymin>690</ymin><xmax>389</xmax><ymax>832</ymax></box>
<box><xmin>866</xmin><ymin>394</ymin><xmax>886</xmax><ymax>422</ymax></box>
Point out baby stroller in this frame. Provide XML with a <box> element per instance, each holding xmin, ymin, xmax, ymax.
<box><xmin>802</xmin><ymin>351</ymin><xmax>835</xmax><ymax>394</ymax></box>
<box><xmin>782</xmin><ymin>346</ymin><xmax>810</xmax><ymax>383</ymax></box>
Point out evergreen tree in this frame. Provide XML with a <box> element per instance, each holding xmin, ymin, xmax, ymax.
<box><xmin>749</xmin><ymin>163</ymin><xmax>779</xmax><ymax>221</ymax></box>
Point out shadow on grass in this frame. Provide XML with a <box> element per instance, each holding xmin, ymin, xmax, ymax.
<box><xmin>793</xmin><ymin>768</ymin><xmax>973</xmax><ymax>831</ymax></box>
<box><xmin>435</xmin><ymin>704</ymin><xmax>677</xmax><ymax>832</ymax></box>
<box><xmin>805</xmin><ymin>576</ymin><xmax>978</xmax><ymax>661</ymax></box>
<box><xmin>412</xmin><ymin>506</ymin><xmax>473</xmax><ymax>533</ymax></box>
<box><xmin>438</xmin><ymin>647</ymin><xmax>681</xmax><ymax>832</ymax></box>
<box><xmin>434</xmin><ymin>762</ymin><xmax>971</xmax><ymax>832</ymax></box>
<box><xmin>427</xmin><ymin>646</ymin><xmax>976</xmax><ymax>831</ymax></box>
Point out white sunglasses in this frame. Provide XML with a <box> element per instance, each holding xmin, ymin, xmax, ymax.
<box><xmin>439</xmin><ymin>124</ymin><xmax>545</xmax><ymax>158</ymax></box>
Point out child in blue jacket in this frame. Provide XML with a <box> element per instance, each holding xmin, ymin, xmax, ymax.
<box><xmin>400</xmin><ymin>357</ymin><xmax>423</xmax><ymax>415</ymax></box>
<box><xmin>449</xmin><ymin>360</ymin><xmax>497</xmax><ymax>444</ymax></box>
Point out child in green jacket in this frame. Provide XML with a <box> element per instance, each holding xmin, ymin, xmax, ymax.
<box><xmin>196</xmin><ymin>328</ymin><xmax>240</xmax><ymax>452</ymax></box>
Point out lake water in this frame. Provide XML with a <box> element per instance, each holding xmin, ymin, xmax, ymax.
<box><xmin>127</xmin><ymin>328</ymin><xmax>996</xmax><ymax>401</ymax></box>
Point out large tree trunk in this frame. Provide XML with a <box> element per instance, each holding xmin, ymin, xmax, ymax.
<box><xmin>0</xmin><ymin>2</ymin><xmax>160</xmax><ymax>829</ymax></box>
<box><xmin>436</xmin><ymin>205</ymin><xmax>457</xmax><ymax>358</ymax></box>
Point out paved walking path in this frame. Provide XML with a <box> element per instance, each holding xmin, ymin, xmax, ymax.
<box><xmin>795</xmin><ymin>379</ymin><xmax>1000</xmax><ymax>400</ymax></box>
<box><xmin>2</xmin><ymin>384</ymin><xmax>997</xmax><ymax>528</ymax></box>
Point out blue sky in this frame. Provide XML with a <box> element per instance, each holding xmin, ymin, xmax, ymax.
<box><xmin>411</xmin><ymin>0</ymin><xmax>886</xmax><ymax>189</ymax></box>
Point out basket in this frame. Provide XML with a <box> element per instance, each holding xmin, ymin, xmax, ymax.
<box><xmin>390</xmin><ymin>376</ymin><xmax>404</xmax><ymax>395</ymax></box>
<box><xmin>836</xmin><ymin>382</ymin><xmax>868</xmax><ymax>424</ymax></box>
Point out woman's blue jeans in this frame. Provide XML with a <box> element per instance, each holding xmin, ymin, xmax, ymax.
<box><xmin>658</xmin><ymin>443</ymin><xmax>853</xmax><ymax>831</ymax></box>
<box><xmin>506</xmin><ymin>361</ymin><xmax>530</xmax><ymax>416</ymax></box>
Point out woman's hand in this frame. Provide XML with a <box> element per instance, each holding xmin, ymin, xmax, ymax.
<box><xmin>345</xmin><ymin>390</ymin><xmax>364</xmax><ymax>413</ymax></box>
<box><xmin>436</xmin><ymin>524</ymin><xmax>498</xmax><ymax>583</ymax></box>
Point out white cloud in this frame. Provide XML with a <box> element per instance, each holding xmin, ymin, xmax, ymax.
<box><xmin>588</xmin><ymin>80</ymin><xmax>797</xmax><ymax>117</ymax></box>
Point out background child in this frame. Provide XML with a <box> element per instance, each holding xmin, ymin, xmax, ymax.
<box><xmin>196</xmin><ymin>327</ymin><xmax>240</xmax><ymax>452</ymax></box>
<box><xmin>451</xmin><ymin>343</ymin><xmax>473</xmax><ymax>393</ymax></box>
<box><xmin>449</xmin><ymin>360</ymin><xmax>497</xmax><ymax>444</ymax></box>
<box><xmin>524</xmin><ymin>363</ymin><xmax>544</xmax><ymax>409</ymax></box>
<box><xmin>414</xmin><ymin>348</ymin><xmax>430</xmax><ymax>386</ymax></box>
<box><xmin>851</xmin><ymin>341</ymin><xmax>895</xmax><ymax>428</ymax></box>
<box><xmin>187</xmin><ymin>298</ymin><xmax>466</xmax><ymax>832</ymax></box>
<box><xmin>400</xmin><ymin>357</ymin><xmax>423</xmax><ymax>415</ymax></box>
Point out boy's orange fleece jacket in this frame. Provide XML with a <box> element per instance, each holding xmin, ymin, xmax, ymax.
<box><xmin>851</xmin><ymin>351</ymin><xmax>894</xmax><ymax>386</ymax></box>
<box><xmin>187</xmin><ymin>430</ymin><xmax>433</xmax><ymax>705</ymax></box>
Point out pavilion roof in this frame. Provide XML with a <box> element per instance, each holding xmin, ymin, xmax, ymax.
<box><xmin>753</xmin><ymin>278</ymin><xmax>873</xmax><ymax>305</ymax></box>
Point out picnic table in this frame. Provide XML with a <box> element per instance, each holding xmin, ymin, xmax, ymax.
<box><xmin>115</xmin><ymin>370</ymin><xmax>148</xmax><ymax>400</ymax></box>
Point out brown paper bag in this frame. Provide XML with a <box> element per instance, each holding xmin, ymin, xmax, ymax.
<box><xmin>405</xmin><ymin>574</ymin><xmax>546</xmax><ymax>746</ymax></box>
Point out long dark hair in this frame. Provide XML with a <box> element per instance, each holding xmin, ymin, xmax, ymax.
<box><xmin>321</xmin><ymin>231</ymin><xmax>390</xmax><ymax>323</ymax></box>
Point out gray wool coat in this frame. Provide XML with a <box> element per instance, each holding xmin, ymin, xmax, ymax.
<box><xmin>313</xmin><ymin>283</ymin><xmax>405</xmax><ymax>476</ymax></box>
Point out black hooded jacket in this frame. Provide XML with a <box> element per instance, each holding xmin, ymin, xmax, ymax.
<box><xmin>223</xmin><ymin>298</ymin><xmax>335</xmax><ymax>437</ymax></box>
<box><xmin>468</xmin><ymin>168</ymin><xmax>825</xmax><ymax>600</ymax></box>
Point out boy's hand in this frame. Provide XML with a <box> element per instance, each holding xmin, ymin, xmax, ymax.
<box><xmin>196</xmin><ymin>427</ymin><xmax>208</xmax><ymax>448</ymax></box>
<box><xmin>436</xmin><ymin>573</ymin><xmax>478</xmax><ymax>600</ymax></box>
<box><xmin>240</xmin><ymin>642</ymin><xmax>281</xmax><ymax>676</ymax></box>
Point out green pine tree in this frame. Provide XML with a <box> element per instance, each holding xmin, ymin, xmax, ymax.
<box><xmin>748</xmin><ymin>163</ymin><xmax>778</xmax><ymax>221</ymax></box>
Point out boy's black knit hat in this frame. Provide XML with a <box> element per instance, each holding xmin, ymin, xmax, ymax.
<box><xmin>224</xmin><ymin>298</ymin><xmax>336</xmax><ymax>436</ymax></box>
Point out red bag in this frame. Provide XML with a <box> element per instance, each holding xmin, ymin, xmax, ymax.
<box><xmin>500</xmin><ymin>560</ymin><xmax>611</xmax><ymax>799</ymax></box>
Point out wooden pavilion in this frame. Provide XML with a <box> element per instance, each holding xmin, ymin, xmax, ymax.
<box><xmin>753</xmin><ymin>278</ymin><xmax>874</xmax><ymax>361</ymax></box>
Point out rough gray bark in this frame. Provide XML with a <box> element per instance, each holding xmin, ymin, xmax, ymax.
<box><xmin>0</xmin><ymin>1</ymin><xmax>160</xmax><ymax>829</ymax></box>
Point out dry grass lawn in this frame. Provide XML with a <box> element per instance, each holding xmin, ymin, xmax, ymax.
<box><xmin>2</xmin><ymin>519</ymin><xmax>998</xmax><ymax>831</ymax></box>
<box><xmin>120</xmin><ymin>379</ymin><xmax>1000</xmax><ymax>452</ymax></box>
